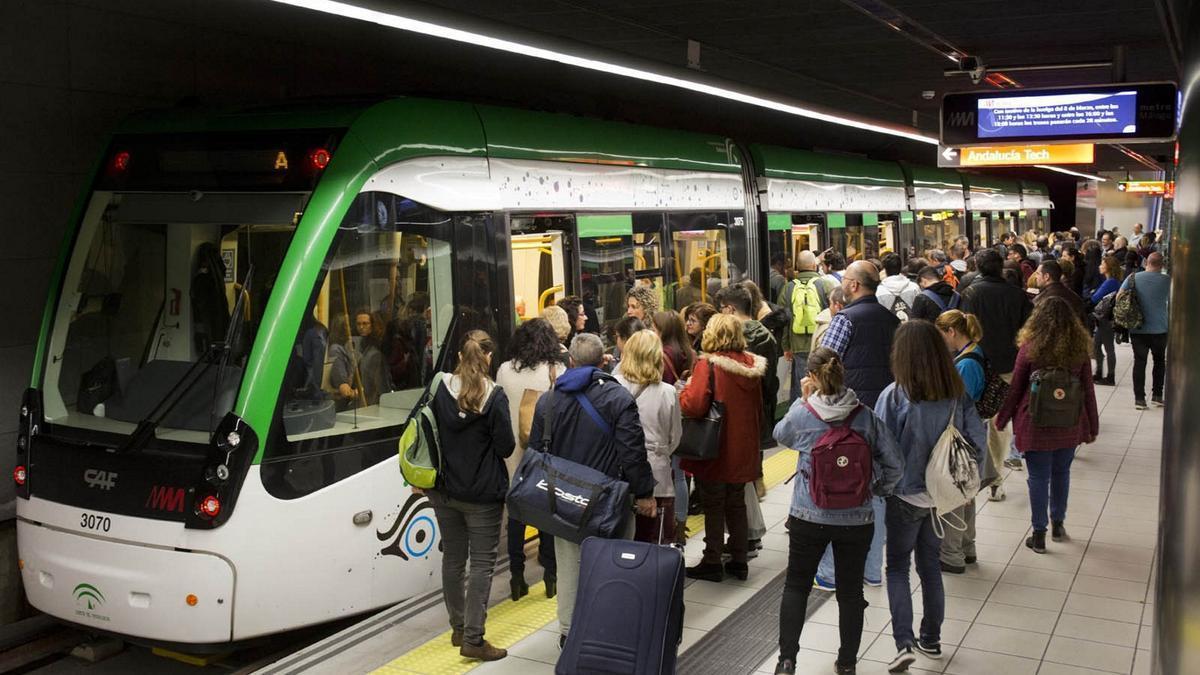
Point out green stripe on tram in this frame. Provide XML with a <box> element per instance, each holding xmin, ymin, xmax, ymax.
<box><xmin>578</xmin><ymin>214</ymin><xmax>634</xmax><ymax>238</ymax></box>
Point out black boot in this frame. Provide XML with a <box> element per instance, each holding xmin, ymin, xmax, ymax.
<box><xmin>1051</xmin><ymin>521</ymin><xmax>1068</xmax><ymax>542</ymax></box>
<box><xmin>544</xmin><ymin>574</ymin><xmax>557</xmax><ymax>599</ymax></box>
<box><xmin>510</xmin><ymin>577</ymin><xmax>529</xmax><ymax>601</ymax></box>
<box><xmin>1026</xmin><ymin>530</ymin><xmax>1047</xmax><ymax>554</ymax></box>
<box><xmin>724</xmin><ymin>561</ymin><xmax>749</xmax><ymax>581</ymax></box>
<box><xmin>686</xmin><ymin>561</ymin><xmax>725</xmax><ymax>582</ymax></box>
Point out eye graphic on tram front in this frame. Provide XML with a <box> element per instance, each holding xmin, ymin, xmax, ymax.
<box><xmin>377</xmin><ymin>493</ymin><xmax>441</xmax><ymax>561</ymax></box>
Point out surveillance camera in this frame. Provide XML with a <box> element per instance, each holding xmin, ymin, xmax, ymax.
<box><xmin>921</xmin><ymin>90</ymin><xmax>936</xmax><ymax>100</ymax></box>
<box><xmin>969</xmin><ymin>65</ymin><xmax>986</xmax><ymax>85</ymax></box>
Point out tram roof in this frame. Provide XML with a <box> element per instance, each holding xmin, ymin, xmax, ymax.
<box><xmin>114</xmin><ymin>97</ymin><xmax>744</xmax><ymax>175</ymax></box>
<box><xmin>960</xmin><ymin>173</ymin><xmax>1024</xmax><ymax>197</ymax></box>
<box><xmin>748</xmin><ymin>145</ymin><xmax>905</xmax><ymax>188</ymax></box>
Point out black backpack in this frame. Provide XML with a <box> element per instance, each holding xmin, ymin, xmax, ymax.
<box><xmin>1029</xmin><ymin>367</ymin><xmax>1083</xmax><ymax>428</ymax></box>
<box><xmin>958</xmin><ymin>351</ymin><xmax>1010</xmax><ymax>419</ymax></box>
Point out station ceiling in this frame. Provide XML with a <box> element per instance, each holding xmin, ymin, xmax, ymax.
<box><xmin>370</xmin><ymin>0</ymin><xmax>1182</xmax><ymax>173</ymax></box>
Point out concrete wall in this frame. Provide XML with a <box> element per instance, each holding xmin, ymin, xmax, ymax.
<box><xmin>1096</xmin><ymin>171</ymin><xmax>1160</xmax><ymax>237</ymax></box>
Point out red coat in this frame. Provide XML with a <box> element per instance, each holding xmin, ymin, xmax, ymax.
<box><xmin>994</xmin><ymin>344</ymin><xmax>1099</xmax><ymax>452</ymax></box>
<box><xmin>680</xmin><ymin>352</ymin><xmax>766</xmax><ymax>484</ymax></box>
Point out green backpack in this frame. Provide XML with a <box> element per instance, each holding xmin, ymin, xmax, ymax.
<box><xmin>398</xmin><ymin>372</ymin><xmax>445</xmax><ymax>489</ymax></box>
<box><xmin>1113</xmin><ymin>273</ymin><xmax>1144</xmax><ymax>330</ymax></box>
<box><xmin>1029</xmin><ymin>367</ymin><xmax>1083</xmax><ymax>428</ymax></box>
<box><xmin>791</xmin><ymin>277</ymin><xmax>827</xmax><ymax>336</ymax></box>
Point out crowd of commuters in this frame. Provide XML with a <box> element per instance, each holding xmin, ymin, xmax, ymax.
<box><xmin>404</xmin><ymin>223</ymin><xmax>1168</xmax><ymax>671</ymax></box>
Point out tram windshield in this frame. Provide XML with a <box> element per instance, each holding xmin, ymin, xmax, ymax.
<box><xmin>41</xmin><ymin>191</ymin><xmax>305</xmax><ymax>445</ymax></box>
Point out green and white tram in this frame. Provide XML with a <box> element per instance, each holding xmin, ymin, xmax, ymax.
<box><xmin>14</xmin><ymin>98</ymin><xmax>761</xmax><ymax>645</ymax></box>
<box><xmin>753</xmin><ymin>145</ymin><xmax>910</xmax><ymax>269</ymax></box>
<box><xmin>14</xmin><ymin>96</ymin><xmax>1050</xmax><ymax>645</ymax></box>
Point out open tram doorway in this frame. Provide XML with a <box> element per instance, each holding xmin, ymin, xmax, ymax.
<box><xmin>766</xmin><ymin>213</ymin><xmax>823</xmax><ymax>280</ymax></box>
<box><xmin>875</xmin><ymin>213</ymin><xmax>901</xmax><ymax>257</ymax></box>
<box><xmin>510</xmin><ymin>215</ymin><xmax>574</xmax><ymax>323</ymax></box>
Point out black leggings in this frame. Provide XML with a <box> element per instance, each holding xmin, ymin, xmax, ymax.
<box><xmin>1093</xmin><ymin>320</ymin><xmax>1116</xmax><ymax>378</ymax></box>
<box><xmin>779</xmin><ymin>516</ymin><xmax>874</xmax><ymax>666</ymax></box>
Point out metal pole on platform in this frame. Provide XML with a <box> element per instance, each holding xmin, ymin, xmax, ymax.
<box><xmin>1155</xmin><ymin>7</ymin><xmax>1199</xmax><ymax>675</ymax></box>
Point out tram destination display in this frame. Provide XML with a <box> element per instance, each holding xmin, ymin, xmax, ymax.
<box><xmin>942</xmin><ymin>82</ymin><xmax>1178</xmax><ymax>146</ymax></box>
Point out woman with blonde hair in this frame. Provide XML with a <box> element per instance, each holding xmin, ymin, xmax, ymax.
<box><xmin>424</xmin><ymin>330</ymin><xmax>515</xmax><ymax>662</ymax></box>
<box><xmin>934</xmin><ymin>310</ymin><xmax>990</xmax><ymax>572</ymax></box>
<box><xmin>614</xmin><ymin>330</ymin><xmax>683</xmax><ymax>543</ymax></box>
<box><xmin>626</xmin><ymin>285</ymin><xmax>660</xmax><ymax>321</ymax></box>
<box><xmin>680</xmin><ymin>314</ymin><xmax>767</xmax><ymax>582</ymax></box>
<box><xmin>995</xmin><ymin>296</ymin><xmax>1098</xmax><ymax>554</ymax></box>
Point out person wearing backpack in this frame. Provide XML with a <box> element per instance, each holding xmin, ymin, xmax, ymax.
<box><xmin>770</xmin><ymin>348</ymin><xmax>903</xmax><ymax>675</ymax></box>
<box><xmin>910</xmin><ymin>266</ymin><xmax>960</xmax><ymax>321</ymax></box>
<box><xmin>614</xmin><ymin>330</ymin><xmax>683</xmax><ymax>544</ymax></box>
<box><xmin>934</xmin><ymin>311</ymin><xmax>991</xmax><ymax>573</ymax></box>
<box><xmin>875</xmin><ymin>252</ymin><xmax>920</xmax><ymax>322</ymax></box>
<box><xmin>994</xmin><ymin>296</ymin><xmax>1099</xmax><ymax>554</ymax></box>
<box><xmin>422</xmin><ymin>330</ymin><xmax>515</xmax><ymax>662</ymax></box>
<box><xmin>783</xmin><ymin>251</ymin><xmax>828</xmax><ymax>404</ymax></box>
<box><xmin>1118</xmin><ymin>252</ymin><xmax>1171</xmax><ymax>409</ymax></box>
<box><xmin>495</xmin><ymin>318</ymin><xmax>562</xmax><ymax>602</ymax></box>
<box><xmin>873</xmin><ymin>321</ymin><xmax>986</xmax><ymax>672</ymax></box>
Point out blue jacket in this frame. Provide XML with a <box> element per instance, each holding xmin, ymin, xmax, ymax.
<box><xmin>1089</xmin><ymin>277</ymin><xmax>1121</xmax><ymax>305</ymax></box>
<box><xmin>773</xmin><ymin>391</ymin><xmax>903</xmax><ymax>526</ymax></box>
<box><xmin>528</xmin><ymin>366</ymin><xmax>656</xmax><ymax>497</ymax></box>
<box><xmin>873</xmin><ymin>383</ymin><xmax>987</xmax><ymax>497</ymax></box>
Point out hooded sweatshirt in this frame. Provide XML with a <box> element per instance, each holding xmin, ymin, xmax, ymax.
<box><xmin>773</xmin><ymin>387</ymin><xmax>903</xmax><ymax>526</ymax></box>
<box><xmin>431</xmin><ymin>374</ymin><xmax>515</xmax><ymax>503</ymax></box>
<box><xmin>876</xmin><ymin>274</ymin><xmax>920</xmax><ymax>315</ymax></box>
<box><xmin>528</xmin><ymin>366</ymin><xmax>657</xmax><ymax>498</ymax></box>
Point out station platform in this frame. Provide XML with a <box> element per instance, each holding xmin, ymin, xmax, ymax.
<box><xmin>261</xmin><ymin>345</ymin><xmax>1161</xmax><ymax>675</ymax></box>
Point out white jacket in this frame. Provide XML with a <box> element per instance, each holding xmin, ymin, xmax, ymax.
<box><xmin>614</xmin><ymin>372</ymin><xmax>682</xmax><ymax>498</ymax></box>
<box><xmin>495</xmin><ymin>359</ymin><xmax>561</xmax><ymax>477</ymax></box>
<box><xmin>876</xmin><ymin>274</ymin><xmax>919</xmax><ymax>313</ymax></box>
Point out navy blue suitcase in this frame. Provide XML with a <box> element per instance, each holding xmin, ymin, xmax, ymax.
<box><xmin>556</xmin><ymin>535</ymin><xmax>685</xmax><ymax>674</ymax></box>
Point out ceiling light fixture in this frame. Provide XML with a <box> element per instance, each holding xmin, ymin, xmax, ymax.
<box><xmin>268</xmin><ymin>0</ymin><xmax>940</xmax><ymax>146</ymax></box>
<box><xmin>1035</xmin><ymin>165</ymin><xmax>1108</xmax><ymax>182</ymax></box>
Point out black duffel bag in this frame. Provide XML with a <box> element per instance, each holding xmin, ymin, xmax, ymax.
<box><xmin>506</xmin><ymin>392</ymin><xmax>630</xmax><ymax>544</ymax></box>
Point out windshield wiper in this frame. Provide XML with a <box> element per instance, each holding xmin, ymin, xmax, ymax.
<box><xmin>117</xmin><ymin>265</ymin><xmax>253</xmax><ymax>454</ymax></box>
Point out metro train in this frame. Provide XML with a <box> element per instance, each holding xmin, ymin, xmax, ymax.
<box><xmin>14</xmin><ymin>97</ymin><xmax>1051</xmax><ymax>645</ymax></box>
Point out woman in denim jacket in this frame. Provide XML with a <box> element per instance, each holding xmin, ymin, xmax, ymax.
<box><xmin>770</xmin><ymin>348</ymin><xmax>903</xmax><ymax>675</ymax></box>
<box><xmin>874</xmin><ymin>321</ymin><xmax>987</xmax><ymax>672</ymax></box>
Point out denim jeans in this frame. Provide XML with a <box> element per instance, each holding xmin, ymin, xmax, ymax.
<box><xmin>1024</xmin><ymin>447</ymin><xmax>1076</xmax><ymax>532</ymax></box>
<box><xmin>816</xmin><ymin>496</ymin><xmax>886</xmax><ymax>583</ymax></box>
<box><xmin>790</xmin><ymin>352</ymin><xmax>809</xmax><ymax>406</ymax></box>
<box><xmin>673</xmin><ymin>456</ymin><xmax>688</xmax><ymax>522</ymax></box>
<box><xmin>885</xmin><ymin>496</ymin><xmax>944</xmax><ymax>650</ymax></box>
<box><xmin>1131</xmin><ymin>332</ymin><xmax>1167</xmax><ymax>400</ymax></box>
<box><xmin>506</xmin><ymin>517</ymin><xmax>556</xmax><ymax>583</ymax></box>
<box><xmin>428</xmin><ymin>491</ymin><xmax>504</xmax><ymax>646</ymax></box>
<box><xmin>779</xmin><ymin>516</ymin><xmax>873</xmax><ymax>666</ymax></box>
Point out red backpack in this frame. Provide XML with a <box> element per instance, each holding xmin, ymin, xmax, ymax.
<box><xmin>806</xmin><ymin>403</ymin><xmax>873</xmax><ymax>509</ymax></box>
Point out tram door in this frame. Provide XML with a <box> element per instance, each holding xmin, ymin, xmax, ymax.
<box><xmin>669</xmin><ymin>212</ymin><xmax>736</xmax><ymax>311</ymax></box>
<box><xmin>877</xmin><ymin>214</ymin><xmax>899</xmax><ymax>255</ymax></box>
<box><xmin>975</xmin><ymin>214</ymin><xmax>989</xmax><ymax>250</ymax></box>
<box><xmin>510</xmin><ymin>215</ymin><xmax>574</xmax><ymax>322</ymax></box>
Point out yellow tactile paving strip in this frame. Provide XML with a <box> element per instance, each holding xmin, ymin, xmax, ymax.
<box><xmin>374</xmin><ymin>449</ymin><xmax>799</xmax><ymax>674</ymax></box>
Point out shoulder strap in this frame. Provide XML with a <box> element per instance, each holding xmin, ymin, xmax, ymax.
<box><xmin>574</xmin><ymin>390</ymin><xmax>614</xmax><ymax>436</ymax></box>
<box><xmin>948</xmin><ymin>292</ymin><xmax>961</xmax><ymax>310</ymax></box>
<box><xmin>803</xmin><ymin>401</ymin><xmax>824</xmax><ymax>423</ymax></box>
<box><xmin>633</xmin><ymin>384</ymin><xmax>649</xmax><ymax>401</ymax></box>
<box><xmin>922</xmin><ymin>288</ymin><xmax>948</xmax><ymax>311</ymax></box>
<box><xmin>540</xmin><ymin>390</ymin><xmax>559</xmax><ymax>451</ymax></box>
<box><xmin>548</xmin><ymin>363</ymin><xmax>558</xmax><ymax>389</ymax></box>
<box><xmin>832</xmin><ymin>272</ymin><xmax>843</xmax><ymax>281</ymax></box>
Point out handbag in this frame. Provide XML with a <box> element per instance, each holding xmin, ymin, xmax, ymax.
<box><xmin>675</xmin><ymin>359</ymin><xmax>725</xmax><ymax>461</ymax></box>
<box><xmin>517</xmin><ymin>364</ymin><xmax>556</xmax><ymax>448</ymax></box>
<box><xmin>505</xmin><ymin>391</ymin><xmax>631</xmax><ymax>544</ymax></box>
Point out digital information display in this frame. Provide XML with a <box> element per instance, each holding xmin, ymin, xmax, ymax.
<box><xmin>942</xmin><ymin>82</ymin><xmax>1177</xmax><ymax>146</ymax></box>
<box><xmin>978</xmin><ymin>91</ymin><xmax>1137</xmax><ymax>140</ymax></box>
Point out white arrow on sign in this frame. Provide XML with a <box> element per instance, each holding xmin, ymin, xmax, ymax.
<box><xmin>942</xmin><ymin>146</ymin><xmax>959</xmax><ymax>161</ymax></box>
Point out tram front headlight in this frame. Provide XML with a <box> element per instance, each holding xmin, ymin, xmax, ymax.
<box><xmin>13</xmin><ymin>465</ymin><xmax>26</xmax><ymax>486</ymax></box>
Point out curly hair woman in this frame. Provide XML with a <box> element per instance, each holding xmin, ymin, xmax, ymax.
<box><xmin>995</xmin><ymin>296</ymin><xmax>1098</xmax><ymax>554</ymax></box>
<box><xmin>495</xmin><ymin>318</ymin><xmax>563</xmax><ymax>602</ymax></box>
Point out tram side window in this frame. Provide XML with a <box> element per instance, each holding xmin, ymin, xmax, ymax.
<box><xmin>275</xmin><ymin>192</ymin><xmax>455</xmax><ymax>447</ymax></box>
<box><xmin>669</xmin><ymin>212</ymin><xmax>741</xmax><ymax>310</ymax></box>
<box><xmin>578</xmin><ymin>233</ymin><xmax>633</xmax><ymax>336</ymax></box>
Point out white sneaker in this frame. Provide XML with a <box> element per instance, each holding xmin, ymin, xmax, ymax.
<box><xmin>989</xmin><ymin>484</ymin><xmax>1006</xmax><ymax>502</ymax></box>
<box><xmin>888</xmin><ymin>646</ymin><xmax>917</xmax><ymax>672</ymax></box>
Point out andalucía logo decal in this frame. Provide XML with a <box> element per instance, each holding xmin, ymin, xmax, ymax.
<box><xmin>73</xmin><ymin>583</ymin><xmax>111</xmax><ymax>622</ymax></box>
<box><xmin>74</xmin><ymin>583</ymin><xmax>104</xmax><ymax>610</ymax></box>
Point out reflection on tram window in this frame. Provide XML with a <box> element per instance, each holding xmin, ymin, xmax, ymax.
<box><xmin>915</xmin><ymin>210</ymin><xmax>965</xmax><ymax>257</ymax></box>
<box><xmin>42</xmin><ymin>191</ymin><xmax>303</xmax><ymax>445</ymax></box>
<box><xmin>579</xmin><ymin>233</ymin><xmax>632</xmax><ymax>336</ymax></box>
<box><xmin>510</xmin><ymin>214</ymin><xmax>572</xmax><ymax>322</ymax></box>
<box><xmin>276</xmin><ymin>192</ymin><xmax>455</xmax><ymax>448</ymax></box>
<box><xmin>669</xmin><ymin>212</ymin><xmax>738</xmax><ymax>306</ymax></box>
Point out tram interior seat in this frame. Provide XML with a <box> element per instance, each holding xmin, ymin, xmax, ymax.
<box><xmin>103</xmin><ymin>359</ymin><xmax>242</xmax><ymax>432</ymax></box>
